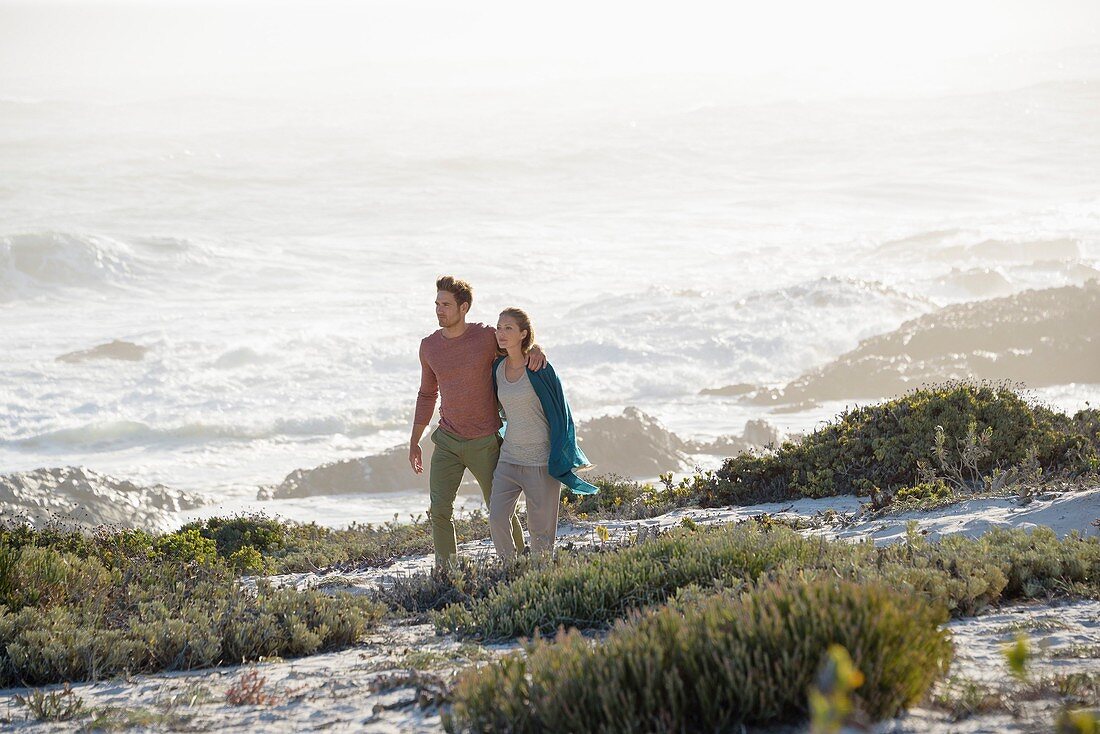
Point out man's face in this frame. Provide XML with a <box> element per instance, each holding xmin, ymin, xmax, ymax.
<box><xmin>435</xmin><ymin>291</ymin><xmax>466</xmax><ymax>328</ymax></box>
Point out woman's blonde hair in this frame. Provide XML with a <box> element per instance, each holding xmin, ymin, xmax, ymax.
<box><xmin>498</xmin><ymin>307</ymin><xmax>534</xmax><ymax>355</ymax></box>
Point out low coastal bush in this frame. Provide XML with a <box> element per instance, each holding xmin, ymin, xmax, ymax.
<box><xmin>0</xmin><ymin>510</ymin><xmax>492</xmax><ymax>577</ymax></box>
<box><xmin>883</xmin><ymin>479</ymin><xmax>957</xmax><ymax>512</ymax></box>
<box><xmin>446</xmin><ymin>577</ymin><xmax>951</xmax><ymax>732</ymax></box>
<box><xmin>435</xmin><ymin>523</ymin><xmax>831</xmax><ymax>641</ymax></box>
<box><xmin>375</xmin><ymin>556</ymin><xmax>528</xmax><ymax>616</ymax></box>
<box><xmin>559</xmin><ymin>473</ymin><xmax>697</xmax><ymax>522</ymax></box>
<box><xmin>180</xmin><ymin>511</ymin><xmax>491</xmax><ymax>573</ymax></box>
<box><xmin>434</xmin><ymin>523</ymin><xmax>1100</xmax><ymax>641</ymax></box>
<box><xmin>874</xmin><ymin>525</ymin><xmax>1100</xmax><ymax>615</ymax></box>
<box><xmin>0</xmin><ymin>523</ymin><xmax>217</xmax><ymax>572</ymax></box>
<box><xmin>0</xmin><ymin>541</ymin><xmax>384</xmax><ymax>687</ymax></box>
<box><xmin>185</xmin><ymin>514</ymin><xmax>288</xmax><ymax>557</ymax></box>
<box><xmin>700</xmin><ymin>383</ymin><xmax>1100</xmax><ymax>505</ymax></box>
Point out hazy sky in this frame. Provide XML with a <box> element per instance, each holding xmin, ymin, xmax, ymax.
<box><xmin>1</xmin><ymin>0</ymin><xmax>1098</xmax><ymax>100</ymax></box>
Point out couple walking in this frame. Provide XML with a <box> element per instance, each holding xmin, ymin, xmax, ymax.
<box><xmin>409</xmin><ymin>276</ymin><xmax>597</xmax><ymax>566</ymax></box>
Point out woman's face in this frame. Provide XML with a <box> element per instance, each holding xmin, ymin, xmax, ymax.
<box><xmin>495</xmin><ymin>314</ymin><xmax>528</xmax><ymax>351</ymax></box>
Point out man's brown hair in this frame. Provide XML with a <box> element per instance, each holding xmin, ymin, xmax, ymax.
<box><xmin>436</xmin><ymin>275</ymin><xmax>473</xmax><ymax>309</ymax></box>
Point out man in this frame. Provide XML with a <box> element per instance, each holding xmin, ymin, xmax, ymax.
<box><xmin>409</xmin><ymin>275</ymin><xmax>545</xmax><ymax>565</ymax></box>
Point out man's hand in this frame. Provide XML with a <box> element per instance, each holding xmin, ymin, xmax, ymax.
<box><xmin>526</xmin><ymin>344</ymin><xmax>547</xmax><ymax>371</ymax></box>
<box><xmin>409</xmin><ymin>443</ymin><xmax>424</xmax><ymax>474</ymax></box>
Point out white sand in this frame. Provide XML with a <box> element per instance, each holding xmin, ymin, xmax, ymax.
<box><xmin>597</xmin><ymin>487</ymin><xmax>1100</xmax><ymax>546</ymax></box>
<box><xmin>883</xmin><ymin>598</ymin><xmax>1100</xmax><ymax>733</ymax></box>
<box><xmin>0</xmin><ymin>623</ymin><xmax>495</xmax><ymax>732</ymax></box>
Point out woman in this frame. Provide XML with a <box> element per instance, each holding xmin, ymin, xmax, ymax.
<box><xmin>489</xmin><ymin>307</ymin><xmax>598</xmax><ymax>560</ymax></box>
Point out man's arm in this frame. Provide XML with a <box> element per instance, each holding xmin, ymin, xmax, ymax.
<box><xmin>526</xmin><ymin>343</ymin><xmax>547</xmax><ymax>371</ymax></box>
<box><xmin>409</xmin><ymin>422</ymin><xmax>429</xmax><ymax>474</ymax></box>
<box><xmin>410</xmin><ymin>344</ymin><xmax>438</xmax><ymax>474</ymax></box>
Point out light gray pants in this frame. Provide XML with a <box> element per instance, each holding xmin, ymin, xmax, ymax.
<box><xmin>490</xmin><ymin>461</ymin><xmax>562</xmax><ymax>560</ymax></box>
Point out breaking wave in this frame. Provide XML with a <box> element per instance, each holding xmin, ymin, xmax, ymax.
<box><xmin>0</xmin><ymin>231</ymin><xmax>211</xmax><ymax>301</ymax></box>
<box><xmin>4</xmin><ymin>415</ymin><xmax>393</xmax><ymax>452</ymax></box>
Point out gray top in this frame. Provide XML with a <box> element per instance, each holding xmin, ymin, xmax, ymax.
<box><xmin>496</xmin><ymin>360</ymin><xmax>550</xmax><ymax>466</ymax></box>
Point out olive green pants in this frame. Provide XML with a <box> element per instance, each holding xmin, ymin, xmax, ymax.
<box><xmin>429</xmin><ymin>427</ymin><xmax>524</xmax><ymax>565</ymax></box>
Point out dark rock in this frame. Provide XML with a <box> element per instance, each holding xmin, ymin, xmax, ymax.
<box><xmin>0</xmin><ymin>466</ymin><xmax>206</xmax><ymax>531</ymax></box>
<box><xmin>576</xmin><ymin>408</ymin><xmax>690</xmax><ymax>478</ymax></box>
<box><xmin>57</xmin><ymin>340</ymin><xmax>148</xmax><ymax>363</ymax></box>
<box><xmin>691</xmin><ymin>419</ymin><xmax>785</xmax><ymax>455</ymax></box>
<box><xmin>698</xmin><ymin>383</ymin><xmax>756</xmax><ymax>397</ymax></box>
<box><xmin>702</xmin><ymin>281</ymin><xmax>1100</xmax><ymax>405</ymax></box>
<box><xmin>260</xmin><ymin>409</ymin><xmax>786</xmax><ymax>499</ymax></box>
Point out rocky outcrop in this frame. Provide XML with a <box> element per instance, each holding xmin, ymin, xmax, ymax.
<box><xmin>0</xmin><ymin>466</ymin><xmax>206</xmax><ymax>531</ymax></box>
<box><xmin>257</xmin><ymin>451</ymin><xmax>398</xmax><ymax>501</ymax></box>
<box><xmin>703</xmin><ymin>281</ymin><xmax>1100</xmax><ymax>405</ymax></box>
<box><xmin>691</xmin><ymin>419</ymin><xmax>785</xmax><ymax>454</ymax></box>
<box><xmin>258</xmin><ymin>409</ymin><xmax>784</xmax><ymax>499</ymax></box>
<box><xmin>574</xmin><ymin>408</ymin><xmax>691</xmax><ymax>478</ymax></box>
<box><xmin>57</xmin><ymin>340</ymin><xmax>148</xmax><ymax>363</ymax></box>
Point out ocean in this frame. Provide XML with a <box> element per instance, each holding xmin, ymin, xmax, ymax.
<box><xmin>3</xmin><ymin>63</ymin><xmax>1099</xmax><ymax>525</ymax></box>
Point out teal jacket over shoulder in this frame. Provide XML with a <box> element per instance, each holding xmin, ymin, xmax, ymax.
<box><xmin>492</xmin><ymin>356</ymin><xmax>599</xmax><ymax>495</ymax></box>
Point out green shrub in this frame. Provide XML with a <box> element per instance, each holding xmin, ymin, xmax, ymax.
<box><xmin>178</xmin><ymin>511</ymin><xmax>493</xmax><ymax>574</ymax></box>
<box><xmin>0</xmin><ymin>542</ymin><xmax>16</xmax><ymax>603</ymax></box>
<box><xmin>0</xmin><ymin>541</ymin><xmax>385</xmax><ymax>687</ymax></box>
<box><xmin>1</xmin><ymin>510</ymin><xmax>493</xmax><ymax>580</ymax></box>
<box><xmin>0</xmin><ymin>521</ymin><xmax>96</xmax><ymax>557</ymax></box>
<box><xmin>0</xmin><ymin>546</ymin><xmax>114</xmax><ymax>611</ymax></box>
<box><xmin>128</xmin><ymin>603</ymin><xmax>224</xmax><ymax>670</ymax></box>
<box><xmin>1</xmin><ymin>607</ymin><xmax>142</xmax><ymax>684</ymax></box>
<box><xmin>701</xmin><ymin>383</ymin><xmax>1100</xmax><ymax>505</ymax></box>
<box><xmin>0</xmin><ymin>521</ymin><xmax>216</xmax><ymax>571</ymax></box>
<box><xmin>180</xmin><ymin>514</ymin><xmax>289</xmax><ymax>557</ymax></box>
<box><xmin>0</xmin><ymin>523</ymin><xmax>147</xmax><ymax>571</ymax></box>
<box><xmin>227</xmin><ymin>546</ymin><xmax>272</xmax><ymax>575</ymax></box>
<box><xmin>435</xmin><ymin>523</ymin><xmax>829</xmax><ymax>641</ymax></box>
<box><xmin>559</xmin><ymin>474</ymin><xmax>696</xmax><ymax>521</ymax></box>
<box><xmin>841</xmin><ymin>525</ymin><xmax>1100</xmax><ymax>617</ymax></box>
<box><xmin>876</xmin><ymin>479</ymin><xmax>959</xmax><ymax>513</ymax></box>
<box><xmin>374</xmin><ymin>556</ymin><xmax>526</xmax><ymax>616</ymax></box>
<box><xmin>433</xmin><ymin>521</ymin><xmax>1100</xmax><ymax>641</ymax></box>
<box><xmin>220</xmin><ymin>586</ymin><xmax>373</xmax><ymax>662</ymax></box>
<box><xmin>151</xmin><ymin>529</ymin><xmax>219</xmax><ymax>567</ymax></box>
<box><xmin>894</xmin><ymin>480</ymin><xmax>955</xmax><ymax>504</ymax></box>
<box><xmin>1071</xmin><ymin>408</ymin><xmax>1100</xmax><ymax>475</ymax></box>
<box><xmin>447</xmin><ymin>577</ymin><xmax>951</xmax><ymax>732</ymax></box>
